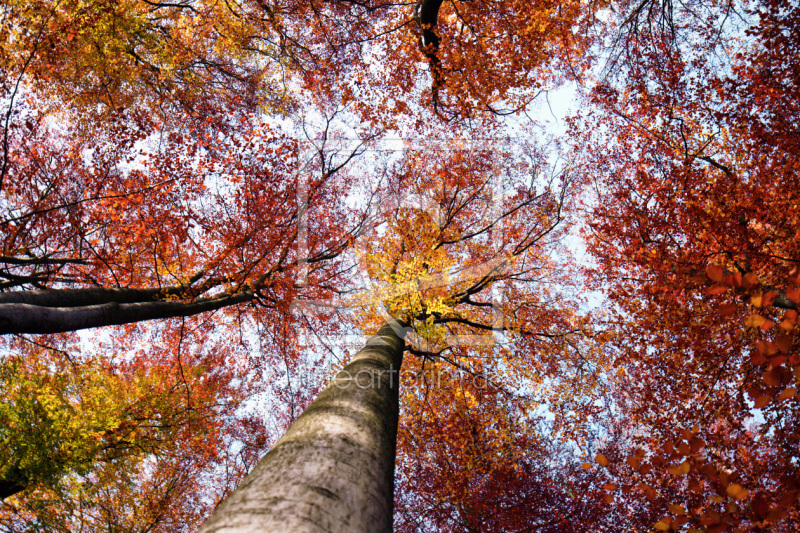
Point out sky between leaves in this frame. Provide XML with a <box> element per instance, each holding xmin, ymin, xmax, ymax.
<box><xmin>1</xmin><ymin>0</ymin><xmax>800</xmax><ymax>531</ymax></box>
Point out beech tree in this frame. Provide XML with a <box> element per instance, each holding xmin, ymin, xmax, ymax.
<box><xmin>0</xmin><ymin>14</ymin><xmax>373</xmax><ymax>516</ymax></box>
<box><xmin>2</xmin><ymin>0</ymin><xmax>606</xmax><ymax>528</ymax></box>
<box><xmin>0</xmin><ymin>324</ymin><xmax>269</xmax><ymax>530</ymax></box>
<box><xmin>197</xmin><ymin>138</ymin><xmax>608</xmax><ymax>531</ymax></box>
<box><xmin>579</xmin><ymin>0</ymin><xmax>800</xmax><ymax>530</ymax></box>
<box><xmin>0</xmin><ymin>100</ymin><xmax>379</xmax><ymax>522</ymax></box>
<box><xmin>3</xmin><ymin>0</ymin><xmax>799</xmax><ymax>531</ymax></box>
<box><xmin>0</xmin><ymin>102</ymin><xmax>366</xmax><ymax>334</ymax></box>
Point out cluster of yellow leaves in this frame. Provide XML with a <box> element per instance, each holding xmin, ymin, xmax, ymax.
<box><xmin>0</xmin><ymin>342</ymin><xmax>215</xmax><ymax>499</ymax></box>
<box><xmin>0</xmin><ymin>350</ymin><xmax>127</xmax><ymax>487</ymax></box>
<box><xmin>355</xmin><ymin>206</ymin><xmax>463</xmax><ymax>339</ymax></box>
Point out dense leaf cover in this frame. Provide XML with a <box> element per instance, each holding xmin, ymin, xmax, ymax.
<box><xmin>579</xmin><ymin>0</ymin><xmax>800</xmax><ymax>530</ymax></box>
<box><xmin>0</xmin><ymin>0</ymin><xmax>798</xmax><ymax>530</ymax></box>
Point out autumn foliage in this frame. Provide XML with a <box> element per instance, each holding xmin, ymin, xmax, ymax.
<box><xmin>579</xmin><ymin>0</ymin><xmax>800</xmax><ymax>530</ymax></box>
<box><xmin>1</xmin><ymin>0</ymin><xmax>799</xmax><ymax>530</ymax></box>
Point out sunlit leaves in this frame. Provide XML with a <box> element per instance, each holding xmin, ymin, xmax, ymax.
<box><xmin>1</xmin><ymin>0</ymin><xmax>286</xmax><ymax>119</ymax></box>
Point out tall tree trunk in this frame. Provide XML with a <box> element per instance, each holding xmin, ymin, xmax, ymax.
<box><xmin>199</xmin><ymin>319</ymin><xmax>408</xmax><ymax>533</ymax></box>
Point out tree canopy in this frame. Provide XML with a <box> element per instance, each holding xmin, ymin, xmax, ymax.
<box><xmin>1</xmin><ymin>0</ymin><xmax>799</xmax><ymax>531</ymax></box>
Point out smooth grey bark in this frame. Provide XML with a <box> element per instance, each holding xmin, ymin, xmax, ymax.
<box><xmin>0</xmin><ymin>286</ymin><xmax>192</xmax><ymax>307</ymax></box>
<box><xmin>199</xmin><ymin>319</ymin><xmax>409</xmax><ymax>533</ymax></box>
<box><xmin>0</xmin><ymin>292</ymin><xmax>253</xmax><ymax>334</ymax></box>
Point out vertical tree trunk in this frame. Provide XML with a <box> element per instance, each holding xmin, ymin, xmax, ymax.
<box><xmin>199</xmin><ymin>319</ymin><xmax>408</xmax><ymax>533</ymax></box>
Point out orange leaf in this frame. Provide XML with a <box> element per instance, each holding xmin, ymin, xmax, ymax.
<box><xmin>654</xmin><ymin>520</ymin><xmax>671</xmax><ymax>531</ymax></box>
<box><xmin>668</xmin><ymin>503</ymin><xmax>686</xmax><ymax>515</ymax></box>
<box><xmin>775</xmin><ymin>335</ymin><xmax>792</xmax><ymax>353</ymax></box>
<box><xmin>743</xmin><ymin>271</ymin><xmax>759</xmax><ymax>288</ymax></box>
<box><xmin>707</xmin><ymin>285</ymin><xmax>728</xmax><ymax>295</ymax></box>
<box><xmin>746</xmin><ymin>314</ymin><xmax>767</xmax><ymax>328</ymax></box>
<box><xmin>726</xmin><ymin>483</ymin><xmax>749</xmax><ymax>501</ymax></box>
<box><xmin>789</xmin><ymin>267</ymin><xmax>800</xmax><ymax>284</ymax></box>
<box><xmin>763</xmin><ymin>367</ymin><xmax>783</xmax><ymax>387</ymax></box>
<box><xmin>764</xmin><ymin>290</ymin><xmax>779</xmax><ymax>307</ymax></box>
<box><xmin>787</xmin><ymin>287</ymin><xmax>800</xmax><ymax>303</ymax></box>
<box><xmin>595</xmin><ymin>453</ymin><xmax>609</xmax><ymax>467</ymax></box>
<box><xmin>769</xmin><ymin>355</ymin><xmax>786</xmax><ymax>366</ymax></box>
<box><xmin>751</xmin><ymin>293</ymin><xmax>764</xmax><ymax>308</ymax></box>
<box><xmin>754</xmin><ymin>395</ymin><xmax>771</xmax><ymax>408</ymax></box>
<box><xmin>689</xmin><ymin>437</ymin><xmax>705</xmax><ymax>453</ymax></box>
<box><xmin>755</xmin><ymin>341</ymin><xmax>778</xmax><ymax>356</ymax></box>
<box><xmin>580</xmin><ymin>462</ymin><xmax>592</xmax><ymax>470</ymax></box>
<box><xmin>777</xmin><ymin>387</ymin><xmax>797</xmax><ymax>401</ymax></box>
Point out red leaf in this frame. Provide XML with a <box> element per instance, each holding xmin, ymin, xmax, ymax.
<box><xmin>706</xmin><ymin>265</ymin><xmax>725</xmax><ymax>283</ymax></box>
